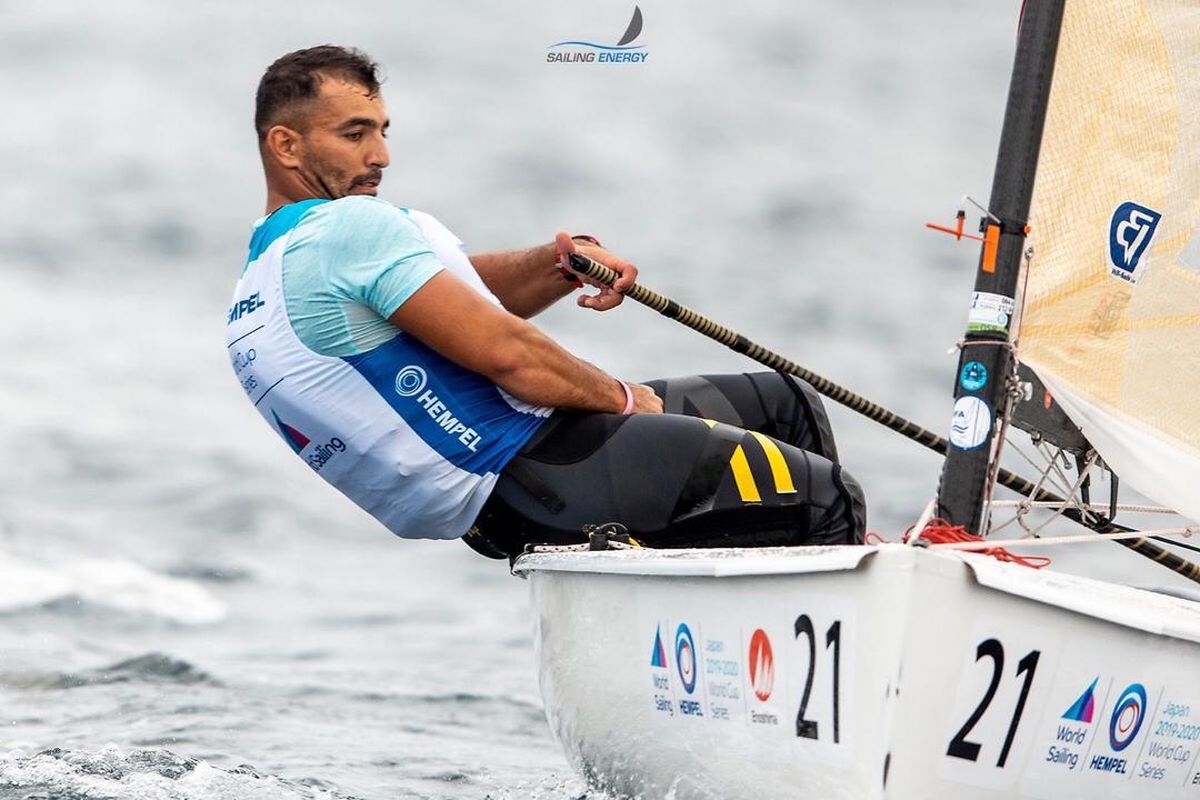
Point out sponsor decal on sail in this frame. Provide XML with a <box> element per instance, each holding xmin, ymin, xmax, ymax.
<box><xmin>1108</xmin><ymin>202</ymin><xmax>1161</xmax><ymax>284</ymax></box>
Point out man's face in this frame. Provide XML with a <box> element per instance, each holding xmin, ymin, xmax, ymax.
<box><xmin>293</xmin><ymin>77</ymin><xmax>390</xmax><ymax>199</ymax></box>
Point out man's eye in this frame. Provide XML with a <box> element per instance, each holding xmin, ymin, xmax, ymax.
<box><xmin>345</xmin><ymin>132</ymin><xmax>363</xmax><ymax>141</ymax></box>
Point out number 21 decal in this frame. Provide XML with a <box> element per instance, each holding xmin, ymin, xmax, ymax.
<box><xmin>794</xmin><ymin>614</ymin><xmax>842</xmax><ymax>743</ymax></box>
<box><xmin>947</xmin><ymin>638</ymin><xmax>1041</xmax><ymax>768</ymax></box>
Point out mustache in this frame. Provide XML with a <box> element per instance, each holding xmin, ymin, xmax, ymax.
<box><xmin>351</xmin><ymin>170</ymin><xmax>383</xmax><ymax>186</ymax></box>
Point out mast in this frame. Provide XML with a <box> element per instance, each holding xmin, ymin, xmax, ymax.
<box><xmin>935</xmin><ymin>0</ymin><xmax>1067</xmax><ymax>532</ymax></box>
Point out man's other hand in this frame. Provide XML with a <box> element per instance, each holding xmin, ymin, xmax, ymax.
<box><xmin>628</xmin><ymin>382</ymin><xmax>664</xmax><ymax>414</ymax></box>
<box><xmin>554</xmin><ymin>231</ymin><xmax>638</xmax><ymax>312</ymax></box>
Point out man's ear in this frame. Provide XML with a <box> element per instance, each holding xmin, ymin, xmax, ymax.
<box><xmin>264</xmin><ymin>125</ymin><xmax>303</xmax><ymax>169</ymax></box>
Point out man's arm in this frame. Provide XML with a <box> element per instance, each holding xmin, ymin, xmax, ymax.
<box><xmin>469</xmin><ymin>241</ymin><xmax>568</xmax><ymax>318</ymax></box>
<box><xmin>470</xmin><ymin>232</ymin><xmax>638</xmax><ymax>318</ymax></box>
<box><xmin>389</xmin><ymin>270</ymin><xmax>662</xmax><ymax>413</ymax></box>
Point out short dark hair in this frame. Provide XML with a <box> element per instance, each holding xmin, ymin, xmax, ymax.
<box><xmin>255</xmin><ymin>45</ymin><xmax>382</xmax><ymax>142</ymax></box>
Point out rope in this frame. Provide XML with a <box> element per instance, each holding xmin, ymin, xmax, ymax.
<box><xmin>567</xmin><ymin>252</ymin><xmax>1200</xmax><ymax>585</ymax></box>
<box><xmin>989</xmin><ymin>501</ymin><xmax>1177</xmax><ymax>514</ymax></box>
<box><xmin>567</xmin><ymin>254</ymin><xmax>950</xmax><ymax>452</ymax></box>
<box><xmin>910</xmin><ymin>519</ymin><xmax>1052</xmax><ymax>569</ymax></box>
<box><xmin>932</xmin><ymin>526</ymin><xmax>1200</xmax><ymax>550</ymax></box>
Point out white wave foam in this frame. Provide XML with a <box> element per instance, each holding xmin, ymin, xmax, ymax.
<box><xmin>0</xmin><ymin>745</ymin><xmax>346</xmax><ymax>799</ymax></box>
<box><xmin>0</xmin><ymin>556</ymin><xmax>225</xmax><ymax>624</ymax></box>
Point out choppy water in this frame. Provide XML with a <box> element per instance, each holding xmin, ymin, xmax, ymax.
<box><xmin>1</xmin><ymin>1</ymin><xmax>1193</xmax><ymax>798</ymax></box>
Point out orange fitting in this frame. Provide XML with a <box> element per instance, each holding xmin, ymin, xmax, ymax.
<box><xmin>982</xmin><ymin>223</ymin><xmax>1001</xmax><ymax>273</ymax></box>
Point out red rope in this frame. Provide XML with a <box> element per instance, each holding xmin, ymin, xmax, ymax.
<box><xmin>865</xmin><ymin>520</ymin><xmax>1052</xmax><ymax>569</ymax></box>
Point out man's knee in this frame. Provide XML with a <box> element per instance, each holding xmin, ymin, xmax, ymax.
<box><xmin>815</xmin><ymin>464</ymin><xmax>866</xmax><ymax>545</ymax></box>
<box><xmin>744</xmin><ymin>372</ymin><xmax>839</xmax><ymax>462</ymax></box>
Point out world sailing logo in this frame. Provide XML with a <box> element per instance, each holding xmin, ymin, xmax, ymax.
<box><xmin>1108</xmin><ymin>202</ymin><xmax>1162</xmax><ymax>284</ymax></box>
<box><xmin>1063</xmin><ymin>677</ymin><xmax>1098</xmax><ymax>724</ymax></box>
<box><xmin>271</xmin><ymin>410</ymin><xmax>345</xmax><ymax>471</ymax></box>
<box><xmin>547</xmin><ymin>6</ymin><xmax>648</xmax><ymax>64</ymax></box>
<box><xmin>650</xmin><ymin>625</ymin><xmax>668</xmax><ymax>668</ymax></box>
<box><xmin>272</xmin><ymin>410</ymin><xmax>311</xmax><ymax>454</ymax></box>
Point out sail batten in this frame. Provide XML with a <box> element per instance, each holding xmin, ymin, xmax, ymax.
<box><xmin>1019</xmin><ymin>0</ymin><xmax>1200</xmax><ymax>523</ymax></box>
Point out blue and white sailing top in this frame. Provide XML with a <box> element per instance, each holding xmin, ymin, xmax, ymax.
<box><xmin>225</xmin><ymin>197</ymin><xmax>552</xmax><ymax>539</ymax></box>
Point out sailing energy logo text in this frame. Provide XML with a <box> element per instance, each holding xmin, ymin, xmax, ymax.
<box><xmin>547</xmin><ymin>6</ymin><xmax>648</xmax><ymax>64</ymax></box>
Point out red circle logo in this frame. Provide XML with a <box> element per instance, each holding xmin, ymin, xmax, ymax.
<box><xmin>748</xmin><ymin>629</ymin><xmax>775</xmax><ymax>702</ymax></box>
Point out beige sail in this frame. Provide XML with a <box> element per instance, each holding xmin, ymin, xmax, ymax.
<box><xmin>1019</xmin><ymin>0</ymin><xmax>1200</xmax><ymax>522</ymax></box>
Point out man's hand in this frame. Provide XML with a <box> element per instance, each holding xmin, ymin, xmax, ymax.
<box><xmin>627</xmin><ymin>382</ymin><xmax>664</xmax><ymax>414</ymax></box>
<box><xmin>555</xmin><ymin>231</ymin><xmax>638</xmax><ymax>312</ymax></box>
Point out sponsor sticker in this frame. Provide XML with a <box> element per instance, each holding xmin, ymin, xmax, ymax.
<box><xmin>1109</xmin><ymin>683</ymin><xmax>1148</xmax><ymax>752</ymax></box>
<box><xmin>967</xmin><ymin>292</ymin><xmax>1015</xmax><ymax>334</ymax></box>
<box><xmin>749</xmin><ymin>629</ymin><xmax>775</xmax><ymax>703</ymax></box>
<box><xmin>700</xmin><ymin>627</ymin><xmax>743</xmax><ymax>722</ymax></box>
<box><xmin>959</xmin><ymin>361</ymin><xmax>988</xmax><ymax>393</ymax></box>
<box><xmin>676</xmin><ymin>623</ymin><xmax>698</xmax><ymax>695</ymax></box>
<box><xmin>1037</xmin><ymin>677</ymin><xmax>1103</xmax><ymax>776</ymax></box>
<box><xmin>647</xmin><ymin>623</ymin><xmax>675</xmax><ymax>717</ymax></box>
<box><xmin>1108</xmin><ymin>202</ymin><xmax>1161</xmax><ymax>284</ymax></box>
<box><xmin>949</xmin><ymin>396</ymin><xmax>992</xmax><ymax>450</ymax></box>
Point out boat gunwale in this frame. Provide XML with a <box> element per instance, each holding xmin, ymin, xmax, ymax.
<box><xmin>515</xmin><ymin>544</ymin><xmax>1200</xmax><ymax>645</ymax></box>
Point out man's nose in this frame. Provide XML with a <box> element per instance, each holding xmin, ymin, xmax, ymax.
<box><xmin>368</xmin><ymin>135</ymin><xmax>390</xmax><ymax>169</ymax></box>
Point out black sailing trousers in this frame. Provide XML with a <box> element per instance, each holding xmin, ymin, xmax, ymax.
<box><xmin>466</xmin><ymin>372</ymin><xmax>866</xmax><ymax>559</ymax></box>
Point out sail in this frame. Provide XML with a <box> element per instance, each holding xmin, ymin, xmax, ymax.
<box><xmin>1018</xmin><ymin>0</ymin><xmax>1200</xmax><ymax>522</ymax></box>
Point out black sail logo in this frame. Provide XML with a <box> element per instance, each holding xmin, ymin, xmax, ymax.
<box><xmin>547</xmin><ymin>6</ymin><xmax>648</xmax><ymax>64</ymax></box>
<box><xmin>616</xmin><ymin>6</ymin><xmax>643</xmax><ymax>46</ymax></box>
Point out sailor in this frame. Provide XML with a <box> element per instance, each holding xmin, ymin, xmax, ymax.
<box><xmin>227</xmin><ymin>45</ymin><xmax>865</xmax><ymax>559</ymax></box>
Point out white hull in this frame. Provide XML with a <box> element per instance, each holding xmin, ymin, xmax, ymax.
<box><xmin>515</xmin><ymin>545</ymin><xmax>1200</xmax><ymax>799</ymax></box>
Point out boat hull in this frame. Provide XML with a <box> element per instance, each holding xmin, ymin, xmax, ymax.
<box><xmin>515</xmin><ymin>545</ymin><xmax>1200</xmax><ymax>799</ymax></box>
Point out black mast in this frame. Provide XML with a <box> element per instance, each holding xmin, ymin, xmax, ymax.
<box><xmin>936</xmin><ymin>0</ymin><xmax>1068</xmax><ymax>532</ymax></box>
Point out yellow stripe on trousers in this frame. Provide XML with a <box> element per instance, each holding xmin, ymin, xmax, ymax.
<box><xmin>749</xmin><ymin>432</ymin><xmax>797</xmax><ymax>494</ymax></box>
<box><xmin>700</xmin><ymin>419</ymin><xmax>762</xmax><ymax>503</ymax></box>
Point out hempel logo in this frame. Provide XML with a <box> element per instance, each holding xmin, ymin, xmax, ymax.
<box><xmin>394</xmin><ymin>365</ymin><xmax>483</xmax><ymax>452</ymax></box>
<box><xmin>547</xmin><ymin>6</ymin><xmax>648</xmax><ymax>64</ymax></box>
<box><xmin>394</xmin><ymin>365</ymin><xmax>428</xmax><ymax>397</ymax></box>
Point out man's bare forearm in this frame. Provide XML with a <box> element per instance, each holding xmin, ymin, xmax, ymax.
<box><xmin>388</xmin><ymin>270</ymin><xmax>632</xmax><ymax>413</ymax></box>
<box><xmin>470</xmin><ymin>243</ymin><xmax>574</xmax><ymax>318</ymax></box>
<box><xmin>487</xmin><ymin>322</ymin><xmax>629</xmax><ymax>412</ymax></box>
